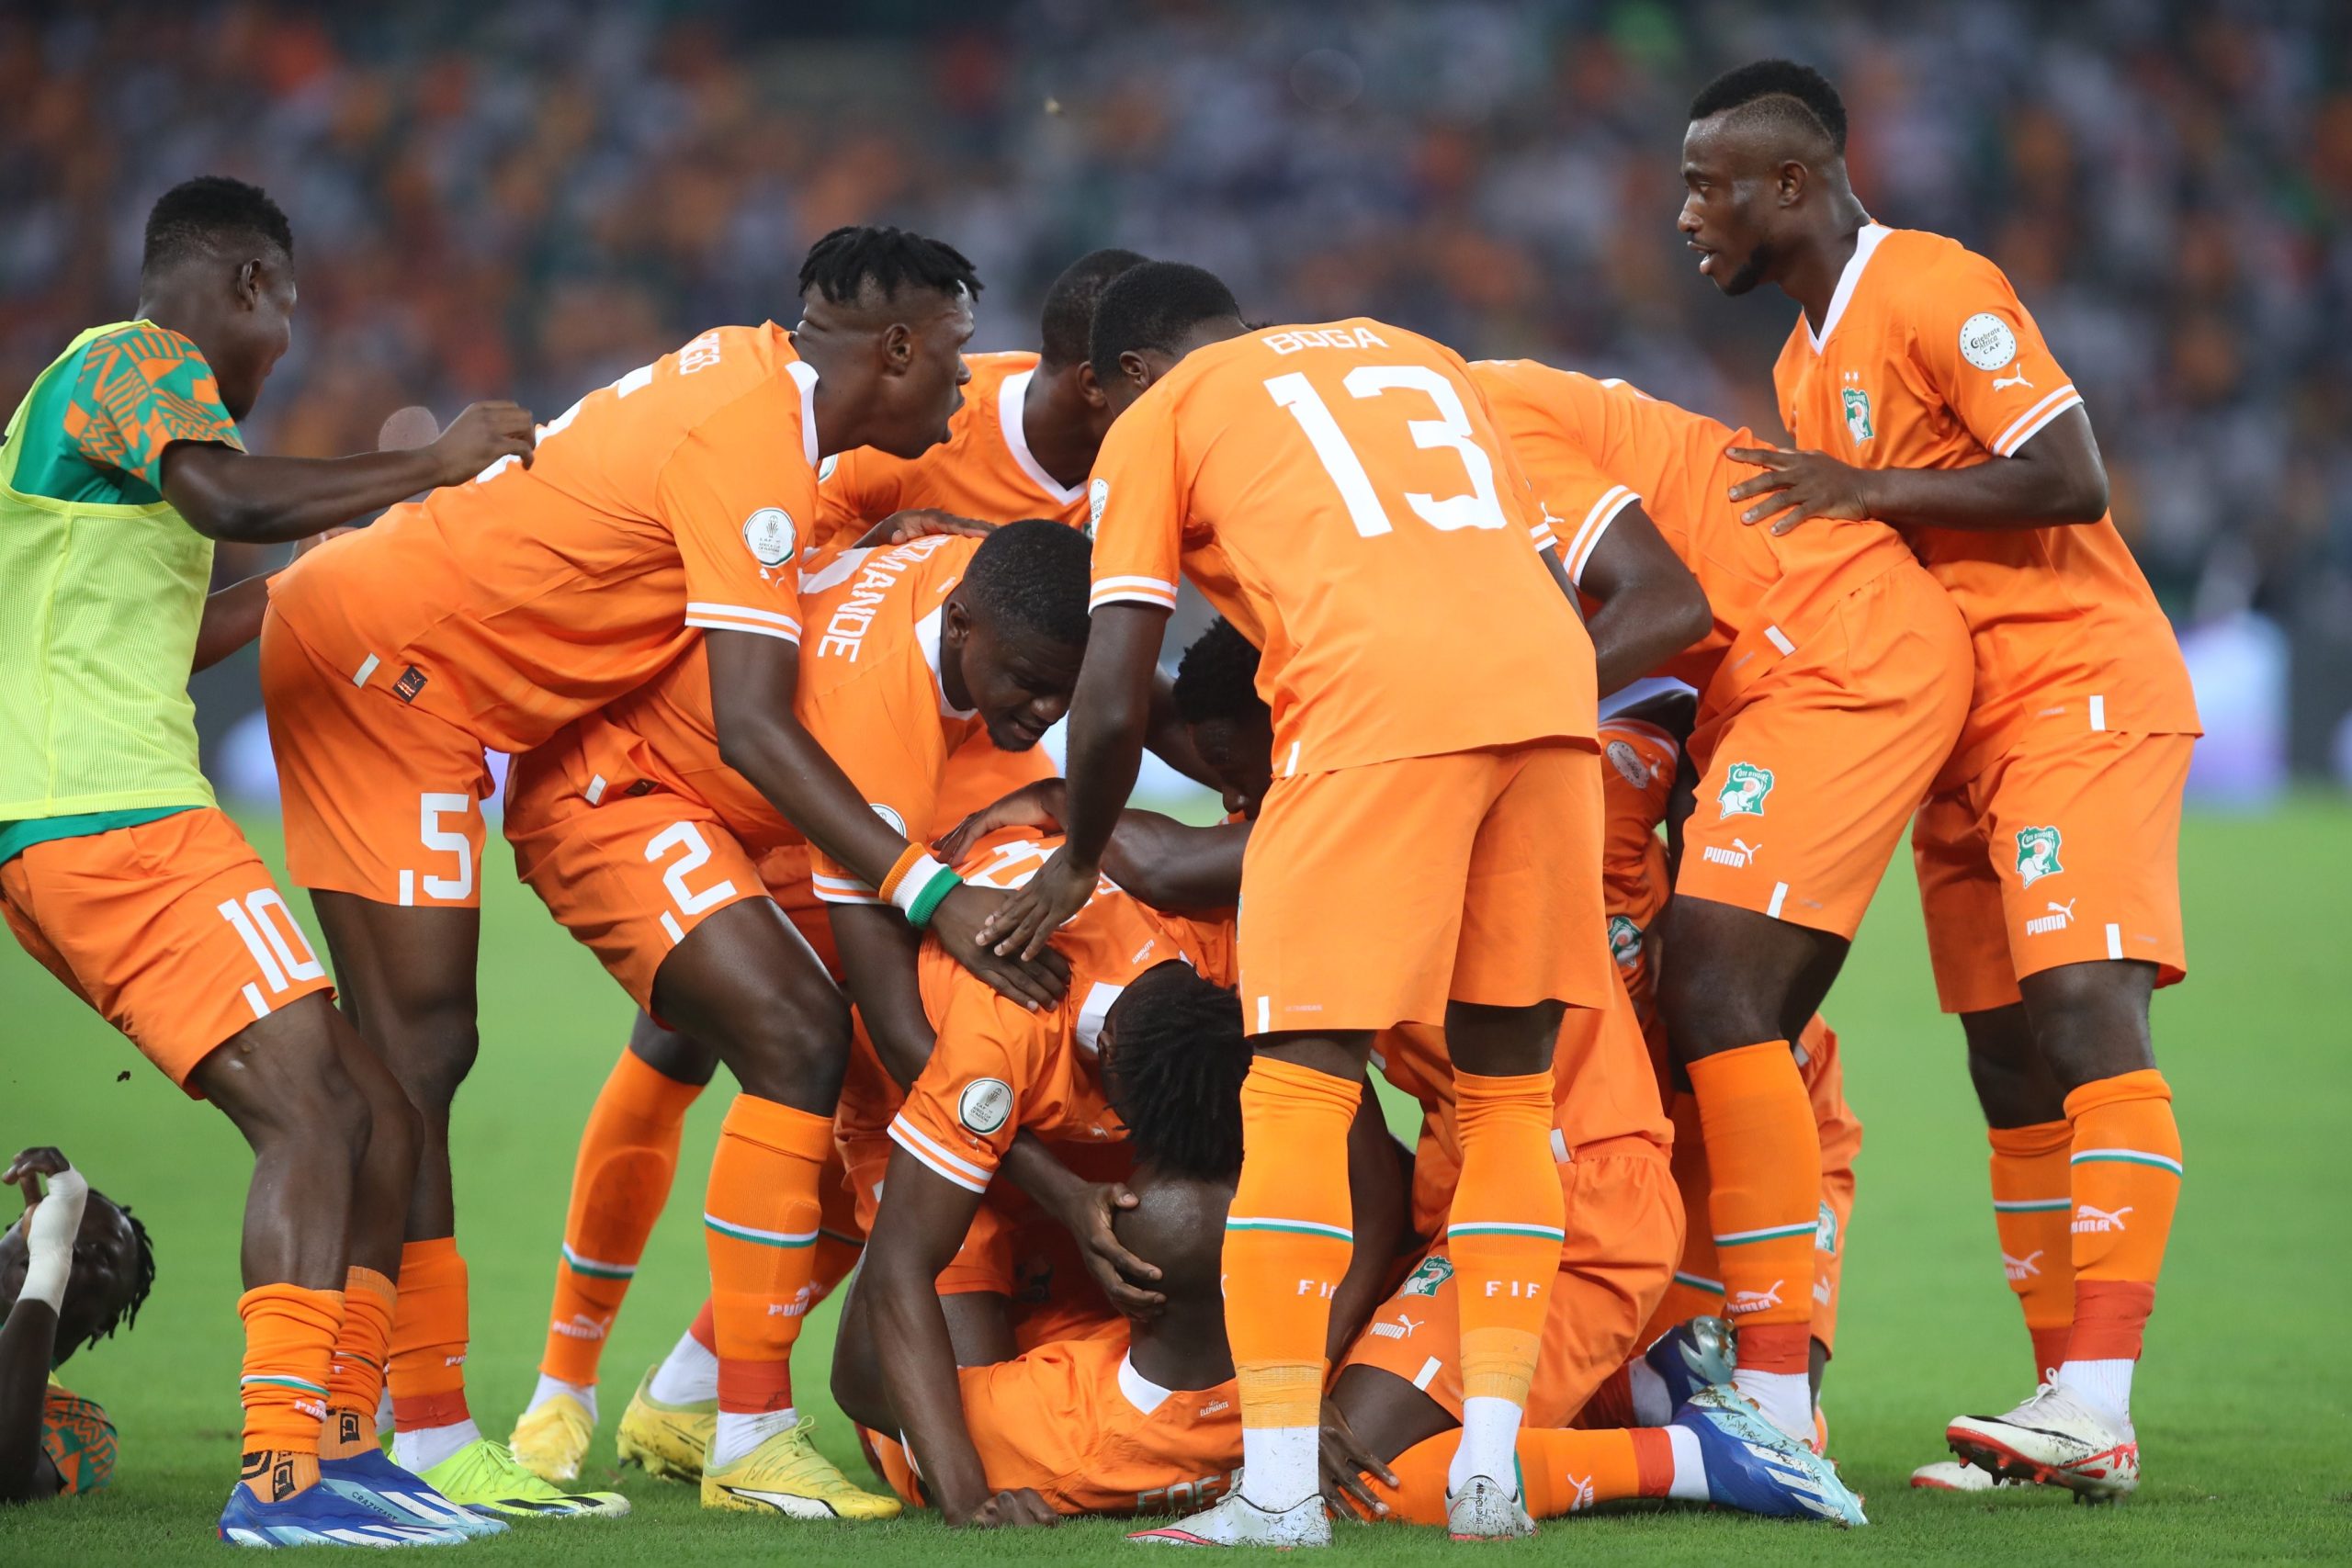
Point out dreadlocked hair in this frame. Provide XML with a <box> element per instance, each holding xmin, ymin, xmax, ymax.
<box><xmin>1102</xmin><ymin>962</ymin><xmax>1250</xmax><ymax>1183</ymax></box>
<box><xmin>797</xmin><ymin>225</ymin><xmax>982</xmax><ymax>306</ymax></box>
<box><xmin>1172</xmin><ymin>617</ymin><xmax>1265</xmax><ymax>728</ymax></box>
<box><xmin>77</xmin><ymin>1192</ymin><xmax>155</xmax><ymax>1355</ymax></box>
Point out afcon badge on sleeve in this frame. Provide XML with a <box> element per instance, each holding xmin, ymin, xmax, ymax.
<box><xmin>958</xmin><ymin>1077</ymin><xmax>1014</xmax><ymax>1136</ymax></box>
<box><xmin>1959</xmin><ymin>311</ymin><xmax>2019</xmax><ymax>373</ymax></box>
<box><xmin>1087</xmin><ymin>478</ymin><xmax>1109</xmax><ymax>538</ymax></box>
<box><xmin>871</xmin><ymin>802</ymin><xmax>908</xmax><ymax>838</ymax></box>
<box><xmin>742</xmin><ymin>506</ymin><xmax>797</xmax><ymax>567</ymax></box>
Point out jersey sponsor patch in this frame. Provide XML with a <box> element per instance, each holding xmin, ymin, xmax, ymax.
<box><xmin>742</xmin><ymin>506</ymin><xmax>797</xmax><ymax>567</ymax></box>
<box><xmin>958</xmin><ymin>1077</ymin><xmax>1014</xmax><ymax>1135</ymax></box>
<box><xmin>1959</xmin><ymin>312</ymin><xmax>2019</xmax><ymax>372</ymax></box>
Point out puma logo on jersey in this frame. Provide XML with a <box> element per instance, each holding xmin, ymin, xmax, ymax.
<box><xmin>2027</xmin><ymin>899</ymin><xmax>2076</xmax><ymax>935</ymax></box>
<box><xmin>1993</xmin><ymin>366</ymin><xmax>2035</xmax><ymax>391</ymax></box>
<box><xmin>2004</xmin><ymin>1249</ymin><xmax>2043</xmax><ymax>1280</ymax></box>
<box><xmin>1727</xmin><ymin>1280</ymin><xmax>1784</xmax><ymax>1314</ymax></box>
<box><xmin>1702</xmin><ymin>838</ymin><xmax>1761</xmax><ymax>869</ymax></box>
<box><xmin>2073</xmin><ymin>1204</ymin><xmax>2132</xmax><ymax>1234</ymax></box>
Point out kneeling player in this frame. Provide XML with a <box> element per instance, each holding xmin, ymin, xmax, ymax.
<box><xmin>840</xmin><ymin>963</ymin><xmax>1404</xmax><ymax>1526</ymax></box>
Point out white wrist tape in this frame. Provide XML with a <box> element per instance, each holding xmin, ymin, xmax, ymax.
<box><xmin>18</xmin><ymin>1248</ymin><xmax>70</xmax><ymax>1314</ymax></box>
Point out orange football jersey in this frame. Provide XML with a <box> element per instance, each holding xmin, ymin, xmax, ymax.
<box><xmin>545</xmin><ymin>533</ymin><xmax>989</xmax><ymax>870</ymax></box>
<box><xmin>1471</xmin><ymin>357</ymin><xmax>1919</xmax><ymax>694</ymax></box>
<box><xmin>809</xmin><ymin>351</ymin><xmax>1087</xmax><ymax>560</ymax></box>
<box><xmin>1772</xmin><ymin>225</ymin><xmax>2200</xmax><ymax>767</ymax></box>
<box><xmin>1088</xmin><ymin>320</ymin><xmax>1593</xmax><ymax>774</ymax></box>
<box><xmin>837</xmin><ymin>828</ymin><xmax>1237</xmax><ymax>1159</ymax></box>
<box><xmin>271</xmin><ymin>323</ymin><xmax>819</xmax><ymax>754</ymax></box>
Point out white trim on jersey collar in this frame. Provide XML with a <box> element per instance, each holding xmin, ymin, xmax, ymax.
<box><xmin>786</xmin><ymin>358</ymin><xmax>821</xmax><ymax>468</ymax></box>
<box><xmin>1804</xmin><ymin>221</ymin><xmax>1893</xmax><ymax>355</ymax></box>
<box><xmin>917</xmin><ymin>603</ymin><xmax>978</xmax><ymax>719</ymax></box>
<box><xmin>997</xmin><ymin>367</ymin><xmax>1085</xmax><ymax>506</ymax></box>
<box><xmin>1116</xmin><ymin>1351</ymin><xmax>1173</xmax><ymax>1416</ymax></box>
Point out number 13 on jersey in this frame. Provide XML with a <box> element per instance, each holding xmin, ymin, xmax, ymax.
<box><xmin>1265</xmin><ymin>365</ymin><xmax>1510</xmax><ymax>537</ymax></box>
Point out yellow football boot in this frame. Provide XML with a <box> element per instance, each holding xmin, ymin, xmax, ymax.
<box><xmin>699</xmin><ymin>1417</ymin><xmax>900</xmax><ymax>1520</ymax></box>
<box><xmin>614</xmin><ymin>1367</ymin><xmax>715</xmax><ymax>1485</ymax></box>
<box><xmin>510</xmin><ymin>1393</ymin><xmax>594</xmax><ymax>1485</ymax></box>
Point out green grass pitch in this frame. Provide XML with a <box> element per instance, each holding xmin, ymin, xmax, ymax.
<box><xmin>3</xmin><ymin>800</ymin><xmax>2348</xmax><ymax>1563</ymax></box>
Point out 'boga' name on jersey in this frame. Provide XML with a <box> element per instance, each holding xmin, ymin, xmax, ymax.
<box><xmin>808</xmin><ymin>534</ymin><xmax>958</xmax><ymax>662</ymax></box>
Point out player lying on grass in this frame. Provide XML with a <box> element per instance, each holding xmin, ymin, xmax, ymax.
<box><xmin>498</xmin><ymin>521</ymin><xmax>1093</xmax><ymax>1517</ymax></box>
<box><xmin>260</xmin><ymin>225</ymin><xmax>1079</xmax><ymax>1521</ymax></box>
<box><xmin>0</xmin><ymin>174</ymin><xmax>538</xmax><ymax>1548</ymax></box>
<box><xmin>1</xmin><ymin>1151</ymin><xmax>152</xmax><ymax>1504</ymax></box>
<box><xmin>1683</xmin><ymin>58</ymin><xmax>2197</xmax><ymax>1499</ymax></box>
<box><xmin>835</xmin><ymin>961</ymin><xmax>1405</xmax><ymax>1527</ymax></box>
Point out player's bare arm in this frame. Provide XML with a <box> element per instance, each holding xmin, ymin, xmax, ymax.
<box><xmin>979</xmin><ymin>602</ymin><xmax>1167</xmax><ymax>959</ymax></box>
<box><xmin>996</xmin><ymin>1136</ymin><xmax>1167</xmax><ymax>1315</ymax></box>
<box><xmin>1572</xmin><ymin>504</ymin><xmax>1713</xmax><ymax>693</ymax></box>
<box><xmin>1724</xmin><ymin>406</ymin><xmax>2109</xmax><ymax>534</ymax></box>
<box><xmin>159</xmin><ymin>400</ymin><xmax>534</xmax><ymax>545</ymax></box>
<box><xmin>711</xmin><ymin>632</ymin><xmax>1068</xmax><ymax>1011</ymax></box>
<box><xmin>854</xmin><ymin>1145</ymin><xmax>1054</xmax><ymax>1528</ymax></box>
<box><xmin>0</xmin><ymin>1153</ymin><xmax>86</xmax><ymax>1504</ymax></box>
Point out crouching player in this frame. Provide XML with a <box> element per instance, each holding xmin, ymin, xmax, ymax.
<box><xmin>502</xmin><ymin>522</ymin><xmax>1086</xmax><ymax>1516</ymax></box>
<box><xmin>839</xmin><ymin>961</ymin><xmax>1406</xmax><ymax>1525</ymax></box>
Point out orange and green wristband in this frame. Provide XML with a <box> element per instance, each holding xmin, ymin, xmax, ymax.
<box><xmin>880</xmin><ymin>844</ymin><xmax>961</xmax><ymax>930</ymax></box>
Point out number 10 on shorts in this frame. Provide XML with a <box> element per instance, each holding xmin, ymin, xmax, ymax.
<box><xmin>216</xmin><ymin>889</ymin><xmax>327</xmax><ymax>1021</ymax></box>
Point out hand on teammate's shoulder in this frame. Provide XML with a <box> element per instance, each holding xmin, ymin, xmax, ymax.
<box><xmin>428</xmin><ymin>400</ymin><xmax>537</xmax><ymax>486</ymax></box>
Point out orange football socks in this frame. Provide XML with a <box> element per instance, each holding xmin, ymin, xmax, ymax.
<box><xmin>539</xmin><ymin>1048</ymin><xmax>705</xmax><ymax>1389</ymax></box>
<box><xmin>237</xmin><ymin>1282</ymin><xmax>342</xmax><ymax>1500</ymax></box>
<box><xmin>1685</xmin><ymin>1041</ymin><xmax>1819</xmax><ymax>1439</ymax></box>
<box><xmin>1368</xmin><ymin>1426</ymin><xmax>1684</xmax><ymax>1522</ymax></box>
<box><xmin>388</xmin><ymin>1237</ymin><xmax>476</xmax><ymax>1471</ymax></box>
<box><xmin>2058</xmin><ymin>1069</ymin><xmax>2181</xmax><ymax>1423</ymax></box>
<box><xmin>705</xmin><ymin>1093</ymin><xmax>831</xmax><ymax>1468</ymax></box>
<box><xmin>321</xmin><ymin>1267</ymin><xmax>395</xmax><ymax>1459</ymax></box>
<box><xmin>1223</xmin><ymin>1055</ymin><xmax>1361</xmax><ymax>1510</ymax></box>
<box><xmin>1987</xmin><ymin>1121</ymin><xmax>2076</xmax><ymax>1379</ymax></box>
<box><xmin>1447</xmin><ymin>1069</ymin><xmax>1565</xmax><ymax>1494</ymax></box>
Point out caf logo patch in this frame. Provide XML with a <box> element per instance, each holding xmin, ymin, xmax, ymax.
<box><xmin>958</xmin><ymin>1077</ymin><xmax>1014</xmax><ymax>1135</ymax></box>
<box><xmin>1959</xmin><ymin>311</ymin><xmax>2019</xmax><ymax>372</ymax></box>
<box><xmin>1087</xmin><ymin>478</ymin><xmax>1109</xmax><ymax>537</ymax></box>
<box><xmin>742</xmin><ymin>507</ymin><xmax>796</xmax><ymax>567</ymax></box>
<box><xmin>870</xmin><ymin>802</ymin><xmax>908</xmax><ymax>838</ymax></box>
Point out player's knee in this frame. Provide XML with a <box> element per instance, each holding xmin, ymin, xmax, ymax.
<box><xmin>731</xmin><ymin>973</ymin><xmax>853</xmax><ymax>1103</ymax></box>
<box><xmin>2019</xmin><ymin>963</ymin><xmax>2157</xmax><ymax>1089</ymax></box>
<box><xmin>380</xmin><ymin>1003</ymin><xmax>481</xmax><ymax>1112</ymax></box>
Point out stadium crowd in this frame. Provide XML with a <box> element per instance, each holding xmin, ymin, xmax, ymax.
<box><xmin>4</xmin><ymin>0</ymin><xmax>2348</xmax><ymax>612</ymax></box>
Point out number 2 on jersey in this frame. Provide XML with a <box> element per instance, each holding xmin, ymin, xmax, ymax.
<box><xmin>1265</xmin><ymin>365</ymin><xmax>1509</xmax><ymax>537</ymax></box>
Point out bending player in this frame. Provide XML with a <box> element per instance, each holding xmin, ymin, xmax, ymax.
<box><xmin>500</xmin><ymin>522</ymin><xmax>1092</xmax><ymax>1517</ymax></box>
<box><xmin>981</xmin><ymin>265</ymin><xmax>1621</xmax><ymax>1544</ymax></box>
<box><xmin>839</xmin><ymin>962</ymin><xmax>1404</xmax><ymax>1526</ymax></box>
<box><xmin>1682</xmin><ymin>59</ymin><xmax>2198</xmax><ymax>1500</ymax></box>
<box><xmin>261</xmin><ymin>226</ymin><xmax>1073</xmax><ymax>1518</ymax></box>
<box><xmin>1467</xmin><ymin>356</ymin><xmax>1964</xmax><ymax>1442</ymax></box>
<box><xmin>0</xmin><ymin>177</ymin><xmax>536</xmax><ymax>1547</ymax></box>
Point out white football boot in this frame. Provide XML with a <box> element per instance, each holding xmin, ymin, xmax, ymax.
<box><xmin>1945</xmin><ymin>1382</ymin><xmax>2138</xmax><ymax>1502</ymax></box>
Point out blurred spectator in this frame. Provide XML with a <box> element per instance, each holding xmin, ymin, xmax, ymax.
<box><xmin>6</xmin><ymin>0</ymin><xmax>2349</xmax><ymax>768</ymax></box>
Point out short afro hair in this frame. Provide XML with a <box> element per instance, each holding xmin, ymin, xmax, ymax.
<box><xmin>1089</xmin><ymin>262</ymin><xmax>1242</xmax><ymax>386</ymax></box>
<box><xmin>961</xmin><ymin>518</ymin><xmax>1092</xmax><ymax>649</ymax></box>
<box><xmin>1172</xmin><ymin>617</ymin><xmax>1265</xmax><ymax>728</ymax></box>
<box><xmin>798</xmin><ymin>225</ymin><xmax>982</xmax><ymax>308</ymax></box>
<box><xmin>1102</xmin><ymin>962</ymin><xmax>1250</xmax><ymax>1183</ymax></box>
<box><xmin>1040</xmin><ymin>248</ymin><xmax>1149</xmax><ymax>370</ymax></box>
<box><xmin>142</xmin><ymin>176</ymin><xmax>292</xmax><ymax>276</ymax></box>
<box><xmin>1689</xmin><ymin>59</ymin><xmax>1848</xmax><ymax>156</ymax></box>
